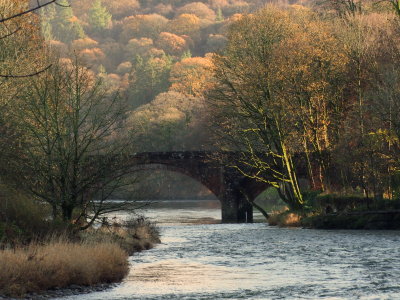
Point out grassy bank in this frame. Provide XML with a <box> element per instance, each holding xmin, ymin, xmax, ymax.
<box><xmin>0</xmin><ymin>185</ymin><xmax>161</xmax><ymax>298</ymax></box>
<box><xmin>0</xmin><ymin>239</ymin><xmax>129</xmax><ymax>297</ymax></box>
<box><xmin>301</xmin><ymin>211</ymin><xmax>400</xmax><ymax>229</ymax></box>
<box><xmin>266</xmin><ymin>194</ymin><xmax>400</xmax><ymax>230</ymax></box>
<box><xmin>0</xmin><ymin>218</ymin><xmax>160</xmax><ymax>298</ymax></box>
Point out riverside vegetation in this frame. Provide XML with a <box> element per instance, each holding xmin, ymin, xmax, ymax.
<box><xmin>0</xmin><ymin>1</ymin><xmax>164</xmax><ymax>297</ymax></box>
<box><xmin>262</xmin><ymin>191</ymin><xmax>400</xmax><ymax>229</ymax></box>
<box><xmin>266</xmin><ymin>197</ymin><xmax>400</xmax><ymax>229</ymax></box>
<box><xmin>0</xmin><ymin>187</ymin><xmax>160</xmax><ymax>298</ymax></box>
<box><xmin>208</xmin><ymin>1</ymin><xmax>400</xmax><ymax>227</ymax></box>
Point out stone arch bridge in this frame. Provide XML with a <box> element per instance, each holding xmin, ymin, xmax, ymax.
<box><xmin>129</xmin><ymin>151</ymin><xmax>303</xmax><ymax>223</ymax></box>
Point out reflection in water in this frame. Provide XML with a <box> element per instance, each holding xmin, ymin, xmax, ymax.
<box><xmin>58</xmin><ymin>200</ymin><xmax>400</xmax><ymax>300</ymax></box>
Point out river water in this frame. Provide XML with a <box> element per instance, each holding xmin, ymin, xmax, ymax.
<box><xmin>60</xmin><ymin>200</ymin><xmax>400</xmax><ymax>300</ymax></box>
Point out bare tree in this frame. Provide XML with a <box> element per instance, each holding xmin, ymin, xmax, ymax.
<box><xmin>13</xmin><ymin>57</ymin><xmax>140</xmax><ymax>228</ymax></box>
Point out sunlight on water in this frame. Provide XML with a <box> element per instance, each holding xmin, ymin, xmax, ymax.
<box><xmin>110</xmin><ymin>200</ymin><xmax>223</xmax><ymax>225</ymax></box>
<box><xmin>126</xmin><ymin>260</ymin><xmax>249</xmax><ymax>294</ymax></box>
<box><xmin>58</xmin><ymin>200</ymin><xmax>400</xmax><ymax>300</ymax></box>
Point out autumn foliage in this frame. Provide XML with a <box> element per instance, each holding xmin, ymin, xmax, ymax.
<box><xmin>209</xmin><ymin>2</ymin><xmax>400</xmax><ymax>207</ymax></box>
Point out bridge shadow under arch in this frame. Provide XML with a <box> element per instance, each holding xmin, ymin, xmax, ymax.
<box><xmin>131</xmin><ymin>163</ymin><xmax>221</xmax><ymax>200</ymax></box>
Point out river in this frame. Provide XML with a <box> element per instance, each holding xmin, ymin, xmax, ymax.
<box><xmin>59</xmin><ymin>200</ymin><xmax>400</xmax><ymax>300</ymax></box>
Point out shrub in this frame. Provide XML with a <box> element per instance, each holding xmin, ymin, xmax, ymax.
<box><xmin>0</xmin><ymin>184</ymin><xmax>66</xmax><ymax>246</ymax></box>
<box><xmin>124</xmin><ymin>216</ymin><xmax>160</xmax><ymax>244</ymax></box>
<box><xmin>314</xmin><ymin>194</ymin><xmax>373</xmax><ymax>213</ymax></box>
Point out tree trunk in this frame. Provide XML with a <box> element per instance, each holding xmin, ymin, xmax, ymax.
<box><xmin>249</xmin><ymin>199</ymin><xmax>269</xmax><ymax>220</ymax></box>
<box><xmin>62</xmin><ymin>203</ymin><xmax>74</xmax><ymax>222</ymax></box>
<box><xmin>281</xmin><ymin>143</ymin><xmax>304</xmax><ymax>209</ymax></box>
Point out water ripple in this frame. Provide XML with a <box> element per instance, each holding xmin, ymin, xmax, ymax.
<box><xmin>57</xmin><ymin>202</ymin><xmax>400</xmax><ymax>300</ymax></box>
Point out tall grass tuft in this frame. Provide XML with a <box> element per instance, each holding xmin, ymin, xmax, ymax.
<box><xmin>81</xmin><ymin>216</ymin><xmax>161</xmax><ymax>255</ymax></box>
<box><xmin>0</xmin><ymin>238</ymin><xmax>129</xmax><ymax>297</ymax></box>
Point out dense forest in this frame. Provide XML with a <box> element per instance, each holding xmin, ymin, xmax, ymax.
<box><xmin>39</xmin><ymin>0</ymin><xmax>316</xmax><ymax>152</ymax></box>
<box><xmin>36</xmin><ymin>0</ymin><xmax>317</xmax><ymax>199</ymax></box>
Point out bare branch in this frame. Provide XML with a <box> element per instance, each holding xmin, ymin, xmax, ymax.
<box><xmin>0</xmin><ymin>64</ymin><xmax>52</xmax><ymax>78</ymax></box>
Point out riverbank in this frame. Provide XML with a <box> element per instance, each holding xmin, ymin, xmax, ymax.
<box><xmin>265</xmin><ymin>194</ymin><xmax>400</xmax><ymax>230</ymax></box>
<box><xmin>0</xmin><ymin>218</ymin><xmax>160</xmax><ymax>299</ymax></box>
<box><xmin>301</xmin><ymin>210</ymin><xmax>400</xmax><ymax>229</ymax></box>
<box><xmin>267</xmin><ymin>210</ymin><xmax>400</xmax><ymax>229</ymax></box>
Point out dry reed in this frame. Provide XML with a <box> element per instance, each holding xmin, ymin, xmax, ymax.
<box><xmin>268</xmin><ymin>209</ymin><xmax>302</xmax><ymax>227</ymax></box>
<box><xmin>0</xmin><ymin>239</ymin><xmax>129</xmax><ymax>297</ymax></box>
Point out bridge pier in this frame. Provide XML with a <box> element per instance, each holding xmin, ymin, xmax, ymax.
<box><xmin>220</xmin><ymin>191</ymin><xmax>253</xmax><ymax>223</ymax></box>
<box><xmin>219</xmin><ymin>174</ymin><xmax>253</xmax><ymax>223</ymax></box>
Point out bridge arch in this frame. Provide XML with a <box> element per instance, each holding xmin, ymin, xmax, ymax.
<box><xmin>127</xmin><ymin>151</ymin><xmax>318</xmax><ymax>223</ymax></box>
<box><xmin>125</xmin><ymin>151</ymin><xmax>312</xmax><ymax>222</ymax></box>
<box><xmin>128</xmin><ymin>152</ymin><xmax>271</xmax><ymax>223</ymax></box>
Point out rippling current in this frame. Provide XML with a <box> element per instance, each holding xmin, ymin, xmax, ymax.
<box><xmin>59</xmin><ymin>200</ymin><xmax>400</xmax><ymax>300</ymax></box>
